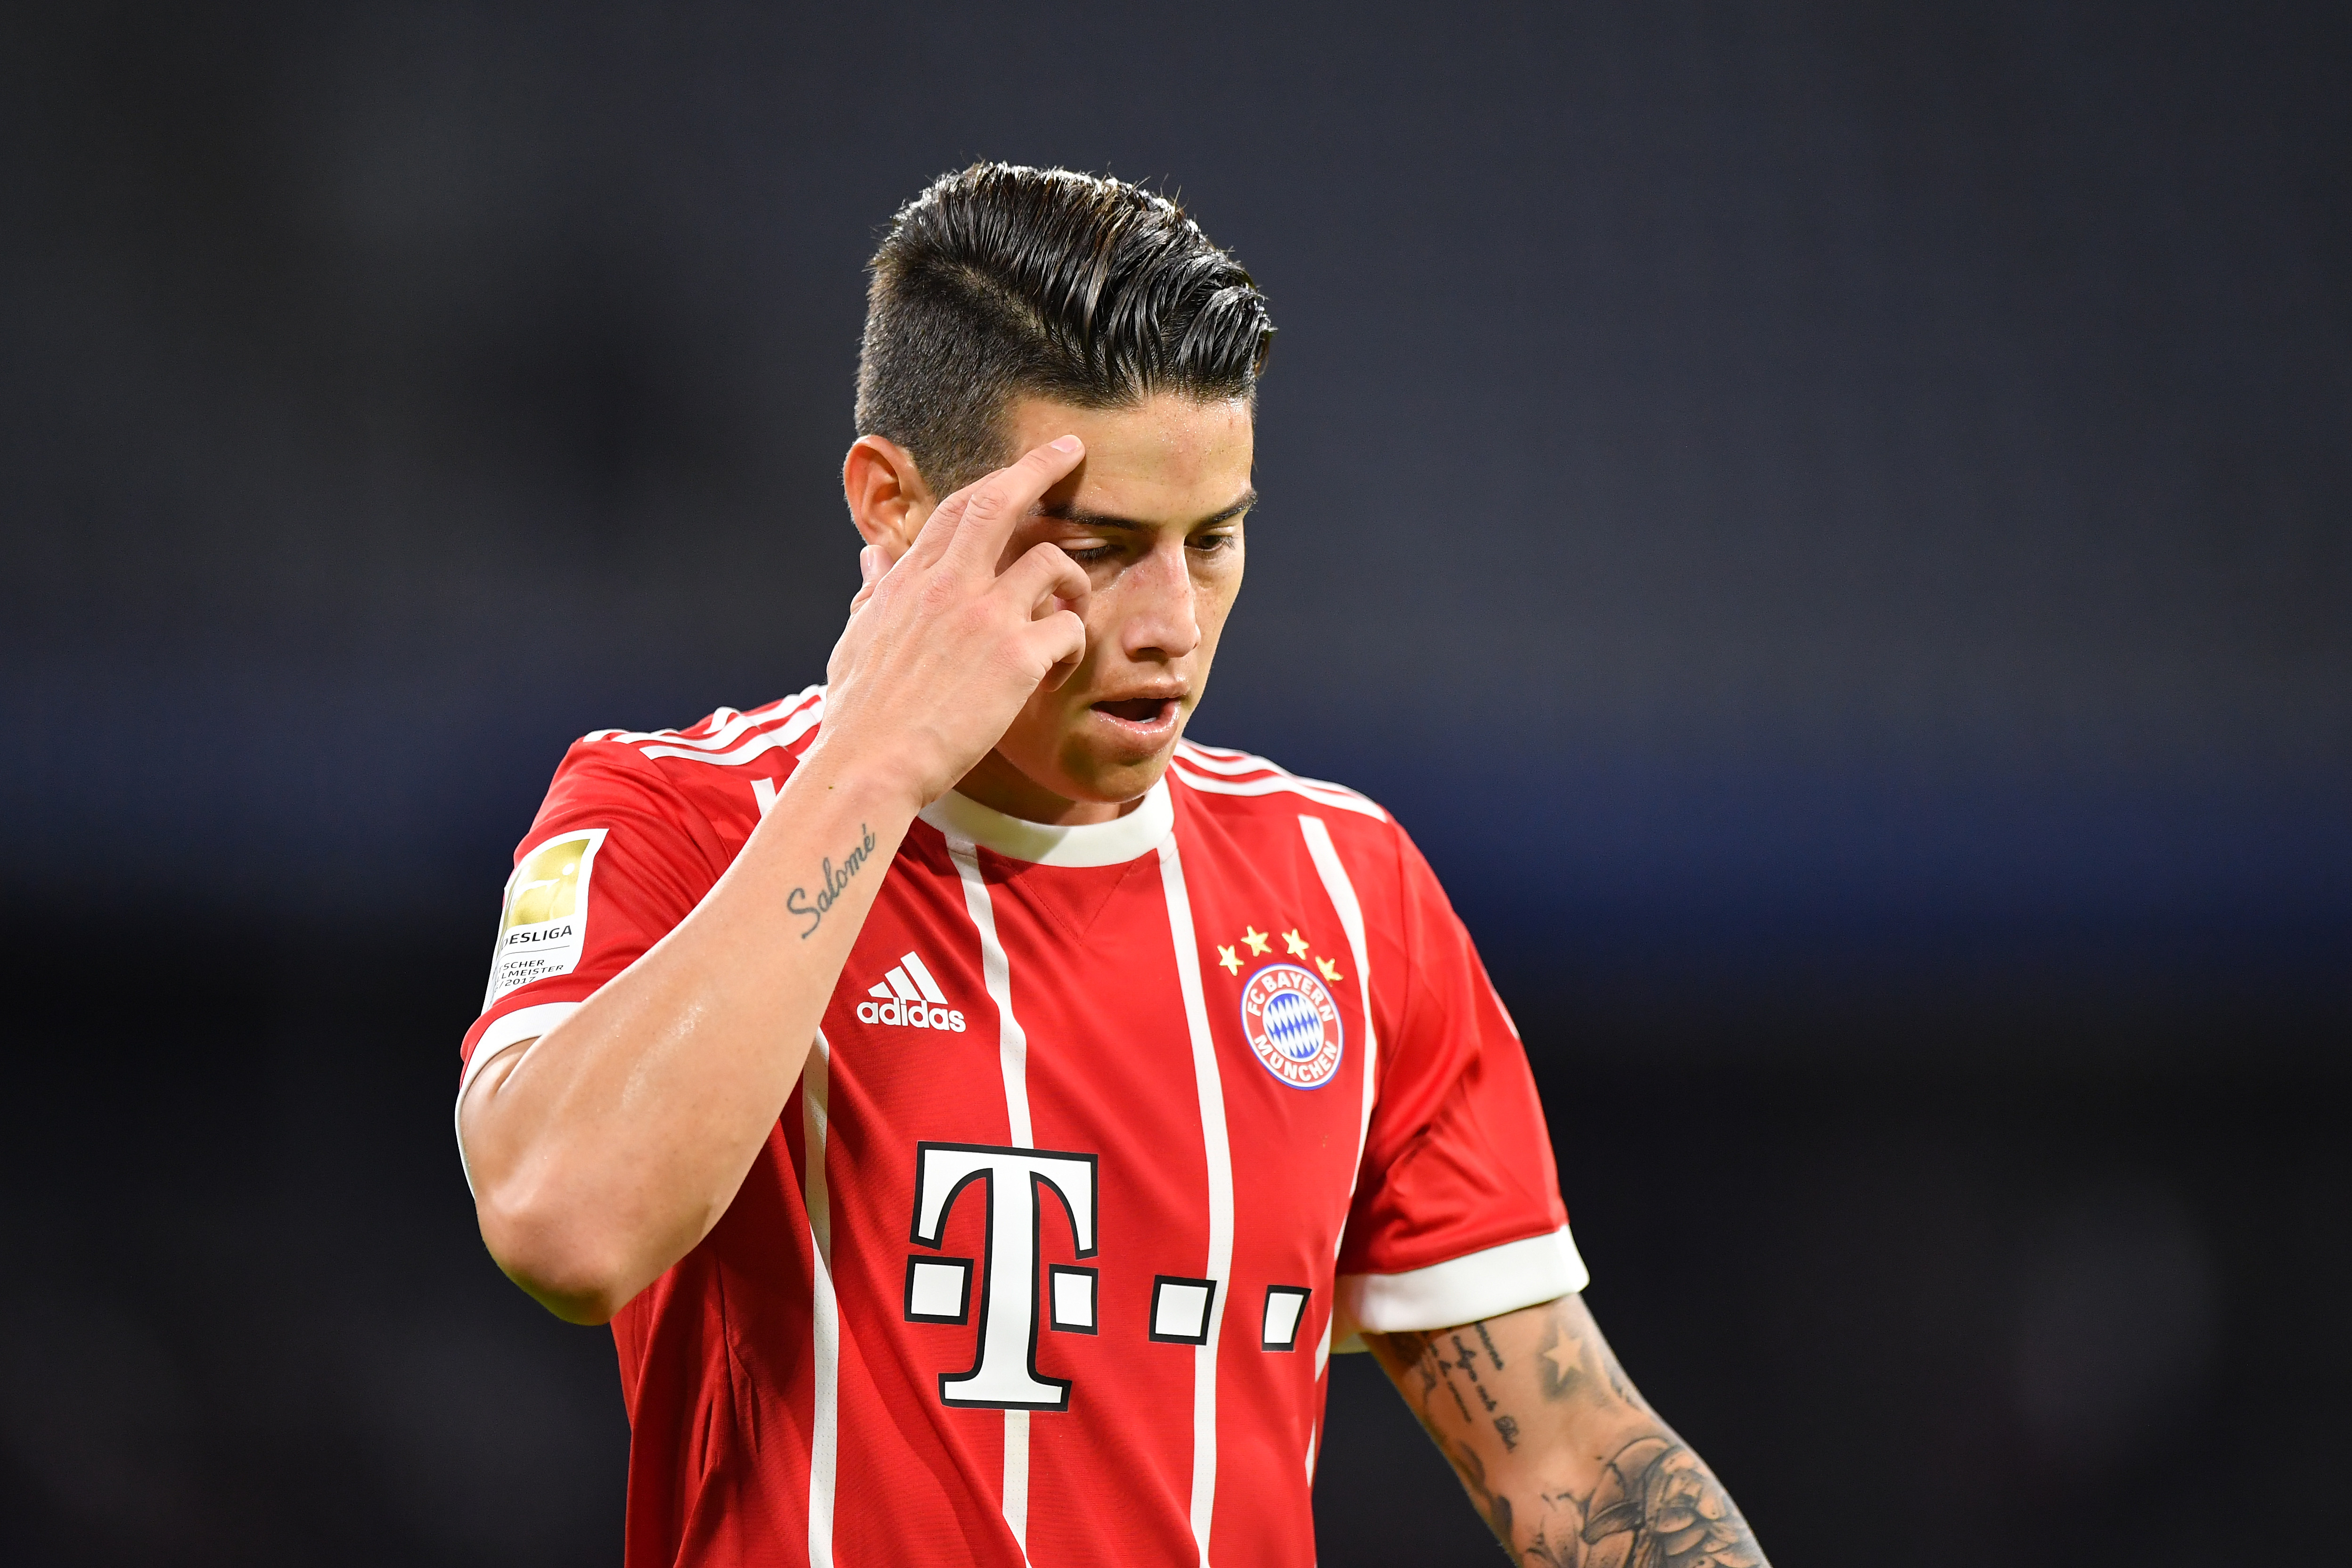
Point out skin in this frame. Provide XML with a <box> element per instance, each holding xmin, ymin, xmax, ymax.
<box><xmin>840</xmin><ymin>394</ymin><xmax>1255</xmax><ymax>825</ymax></box>
<box><xmin>1365</xmin><ymin>1296</ymin><xmax>1770</xmax><ymax>1567</ymax></box>
<box><xmin>459</xmin><ymin>389</ymin><xmax>1768</xmax><ymax>1562</ymax></box>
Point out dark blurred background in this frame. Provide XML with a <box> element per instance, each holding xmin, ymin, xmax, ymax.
<box><xmin>3</xmin><ymin>2</ymin><xmax>2345</xmax><ymax>1563</ymax></box>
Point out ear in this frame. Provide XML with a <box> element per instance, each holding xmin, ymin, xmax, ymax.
<box><xmin>842</xmin><ymin>435</ymin><xmax>938</xmax><ymax>564</ymax></box>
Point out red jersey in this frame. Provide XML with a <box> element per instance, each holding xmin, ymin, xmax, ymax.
<box><xmin>456</xmin><ymin>686</ymin><xmax>1586</xmax><ymax>1568</ymax></box>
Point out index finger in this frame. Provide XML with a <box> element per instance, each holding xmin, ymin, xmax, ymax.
<box><xmin>940</xmin><ymin>435</ymin><xmax>1085</xmax><ymax>575</ymax></box>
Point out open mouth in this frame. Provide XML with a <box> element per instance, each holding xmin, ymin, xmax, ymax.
<box><xmin>1092</xmin><ymin>698</ymin><xmax>1180</xmax><ymax>726</ymax></box>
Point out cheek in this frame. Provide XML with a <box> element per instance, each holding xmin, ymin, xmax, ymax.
<box><xmin>1190</xmin><ymin>565</ymin><xmax>1242</xmax><ymax>648</ymax></box>
<box><xmin>1078</xmin><ymin>585</ymin><xmax>1124</xmax><ymax>646</ymax></box>
<box><xmin>990</xmin><ymin>692</ymin><xmax>1065</xmax><ymax>773</ymax></box>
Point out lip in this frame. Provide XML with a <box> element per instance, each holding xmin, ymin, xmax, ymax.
<box><xmin>1086</xmin><ymin>692</ymin><xmax>1186</xmax><ymax>744</ymax></box>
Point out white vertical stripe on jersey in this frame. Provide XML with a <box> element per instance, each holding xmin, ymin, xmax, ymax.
<box><xmin>1156</xmin><ymin>837</ymin><xmax>1235</xmax><ymax>1568</ymax></box>
<box><xmin>801</xmin><ymin>1029</ymin><xmax>839</xmax><ymax>1568</ymax></box>
<box><xmin>1300</xmin><ymin>813</ymin><xmax>1376</xmax><ymax>1466</ymax></box>
<box><xmin>946</xmin><ymin>832</ymin><xmax>1037</xmax><ymax>1563</ymax></box>
<box><xmin>1298</xmin><ymin>816</ymin><xmax>1378</xmax><ymax>1206</ymax></box>
<box><xmin>949</xmin><ymin>834</ymin><xmax>1035</xmax><ymax>1149</ymax></box>
<box><xmin>1002</xmin><ymin>1408</ymin><xmax>1032</xmax><ymax>1564</ymax></box>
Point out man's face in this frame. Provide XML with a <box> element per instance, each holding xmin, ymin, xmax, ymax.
<box><xmin>947</xmin><ymin>394</ymin><xmax>1254</xmax><ymax>819</ymax></box>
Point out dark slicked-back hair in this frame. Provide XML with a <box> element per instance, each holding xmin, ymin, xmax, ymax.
<box><xmin>856</xmin><ymin>163</ymin><xmax>1274</xmax><ymax>494</ymax></box>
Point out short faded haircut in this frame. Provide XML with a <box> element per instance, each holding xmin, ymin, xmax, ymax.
<box><xmin>855</xmin><ymin>163</ymin><xmax>1275</xmax><ymax>495</ymax></box>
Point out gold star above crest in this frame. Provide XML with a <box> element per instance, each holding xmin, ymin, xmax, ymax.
<box><xmin>1283</xmin><ymin>929</ymin><xmax>1311</xmax><ymax>957</ymax></box>
<box><xmin>1217</xmin><ymin>944</ymin><xmax>1241</xmax><ymax>975</ymax></box>
<box><xmin>1241</xmin><ymin>926</ymin><xmax>1270</xmax><ymax>956</ymax></box>
<box><xmin>1316</xmin><ymin>955</ymin><xmax>1342</xmax><ymax>983</ymax></box>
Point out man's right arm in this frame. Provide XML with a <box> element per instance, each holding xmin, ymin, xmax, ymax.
<box><xmin>459</xmin><ymin>435</ymin><xmax>1092</xmax><ymax>1324</ymax></box>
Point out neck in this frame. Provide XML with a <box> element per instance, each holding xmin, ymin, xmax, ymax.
<box><xmin>951</xmin><ymin>750</ymin><xmax>1145</xmax><ymax>827</ymax></box>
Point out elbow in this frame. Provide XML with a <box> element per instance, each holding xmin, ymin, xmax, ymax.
<box><xmin>513</xmin><ymin>1269</ymin><xmax>630</xmax><ymax>1328</ymax></box>
<box><xmin>474</xmin><ymin>1179</ymin><xmax>641</xmax><ymax>1326</ymax></box>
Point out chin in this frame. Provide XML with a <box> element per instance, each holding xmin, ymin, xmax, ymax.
<box><xmin>1047</xmin><ymin>742</ymin><xmax>1179</xmax><ymax>806</ymax></box>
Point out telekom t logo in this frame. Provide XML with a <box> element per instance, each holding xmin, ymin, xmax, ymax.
<box><xmin>907</xmin><ymin>1141</ymin><xmax>1098</xmax><ymax>1410</ymax></box>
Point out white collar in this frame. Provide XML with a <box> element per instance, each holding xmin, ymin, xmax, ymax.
<box><xmin>918</xmin><ymin>778</ymin><xmax>1174</xmax><ymax>867</ymax></box>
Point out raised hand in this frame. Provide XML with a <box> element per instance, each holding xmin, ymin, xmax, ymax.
<box><xmin>816</xmin><ymin>435</ymin><xmax>1093</xmax><ymax>810</ymax></box>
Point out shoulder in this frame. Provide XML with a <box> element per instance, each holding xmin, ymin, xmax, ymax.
<box><xmin>1167</xmin><ymin>739</ymin><xmax>1399</xmax><ymax>858</ymax></box>
<box><xmin>579</xmin><ymin>683</ymin><xmax>828</xmax><ymax>772</ymax></box>
<box><xmin>546</xmin><ymin>683</ymin><xmax>828</xmax><ymax>828</ymax></box>
<box><xmin>1166</xmin><ymin>739</ymin><xmax>1468</xmax><ymax>911</ymax></box>
<box><xmin>1167</xmin><ymin>739</ymin><xmax>1387</xmax><ymax>822</ymax></box>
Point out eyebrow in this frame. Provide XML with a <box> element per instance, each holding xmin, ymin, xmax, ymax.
<box><xmin>1035</xmin><ymin>488</ymin><xmax>1257</xmax><ymax>532</ymax></box>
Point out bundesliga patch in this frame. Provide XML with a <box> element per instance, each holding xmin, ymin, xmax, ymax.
<box><xmin>484</xmin><ymin>828</ymin><xmax>608</xmax><ymax>1008</ymax></box>
<box><xmin>1239</xmin><ymin>964</ymin><xmax>1344</xmax><ymax>1090</ymax></box>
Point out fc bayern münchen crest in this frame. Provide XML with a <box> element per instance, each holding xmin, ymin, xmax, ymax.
<box><xmin>1239</xmin><ymin>964</ymin><xmax>1345</xmax><ymax>1090</ymax></box>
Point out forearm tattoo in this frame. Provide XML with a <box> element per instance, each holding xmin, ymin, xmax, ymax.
<box><xmin>1370</xmin><ymin>1297</ymin><xmax>1767</xmax><ymax>1568</ymax></box>
<box><xmin>786</xmin><ymin>822</ymin><xmax>878</xmax><ymax>938</ymax></box>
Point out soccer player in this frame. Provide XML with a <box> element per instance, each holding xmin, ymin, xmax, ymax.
<box><xmin>456</xmin><ymin>163</ymin><xmax>1770</xmax><ymax>1568</ymax></box>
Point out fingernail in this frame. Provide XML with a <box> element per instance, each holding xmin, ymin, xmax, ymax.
<box><xmin>1049</xmin><ymin>435</ymin><xmax>1082</xmax><ymax>454</ymax></box>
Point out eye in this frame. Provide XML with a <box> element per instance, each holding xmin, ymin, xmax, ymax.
<box><xmin>1189</xmin><ymin>530</ymin><xmax>1239</xmax><ymax>554</ymax></box>
<box><xmin>1062</xmin><ymin>541</ymin><xmax>1117</xmax><ymax>563</ymax></box>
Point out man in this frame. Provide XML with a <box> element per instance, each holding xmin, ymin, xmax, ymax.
<box><xmin>457</xmin><ymin>163</ymin><xmax>1769</xmax><ymax>1568</ymax></box>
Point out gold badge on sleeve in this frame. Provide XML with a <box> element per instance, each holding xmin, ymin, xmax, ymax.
<box><xmin>484</xmin><ymin>828</ymin><xmax>609</xmax><ymax>1007</ymax></box>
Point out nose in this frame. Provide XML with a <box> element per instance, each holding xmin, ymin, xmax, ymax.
<box><xmin>1117</xmin><ymin>541</ymin><xmax>1201</xmax><ymax>662</ymax></box>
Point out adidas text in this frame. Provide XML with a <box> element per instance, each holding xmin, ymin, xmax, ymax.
<box><xmin>857</xmin><ymin>998</ymin><xmax>967</xmax><ymax>1031</ymax></box>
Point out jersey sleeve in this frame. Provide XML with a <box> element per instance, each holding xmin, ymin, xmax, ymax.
<box><xmin>455</xmin><ymin>739</ymin><xmax>729</xmax><ymax>1108</ymax></box>
<box><xmin>1333</xmin><ymin>826</ymin><xmax>1586</xmax><ymax>1339</ymax></box>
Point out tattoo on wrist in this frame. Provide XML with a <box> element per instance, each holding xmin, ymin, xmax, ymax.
<box><xmin>786</xmin><ymin>823</ymin><xmax>878</xmax><ymax>938</ymax></box>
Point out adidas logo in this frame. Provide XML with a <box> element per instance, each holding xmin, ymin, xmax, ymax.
<box><xmin>855</xmin><ymin>950</ymin><xmax>968</xmax><ymax>1033</ymax></box>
